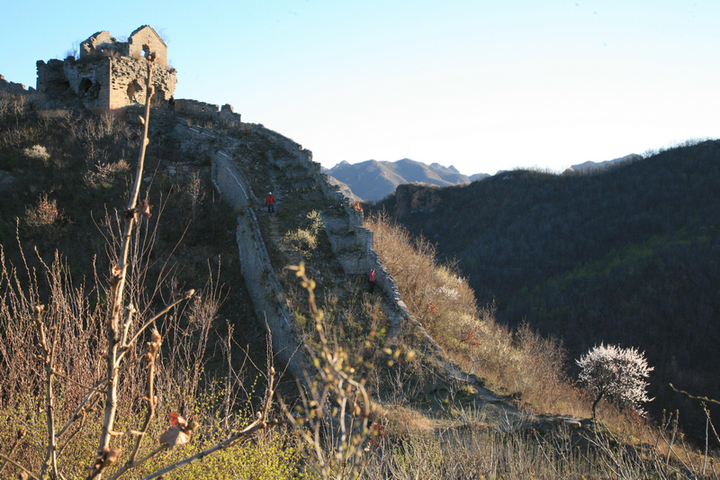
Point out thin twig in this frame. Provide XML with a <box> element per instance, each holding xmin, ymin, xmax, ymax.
<box><xmin>0</xmin><ymin>429</ymin><xmax>26</xmax><ymax>476</ymax></box>
<box><xmin>0</xmin><ymin>452</ymin><xmax>40</xmax><ymax>480</ymax></box>
<box><xmin>670</xmin><ymin>383</ymin><xmax>720</xmax><ymax>406</ymax></box>
<box><xmin>107</xmin><ymin>444</ymin><xmax>168</xmax><ymax>480</ymax></box>
<box><xmin>57</xmin><ymin>413</ymin><xmax>87</xmax><ymax>459</ymax></box>
<box><xmin>91</xmin><ymin>53</ymin><xmax>156</xmax><ymax>480</ymax></box>
<box><xmin>122</xmin><ymin>292</ymin><xmax>194</xmax><ymax>355</ymax></box>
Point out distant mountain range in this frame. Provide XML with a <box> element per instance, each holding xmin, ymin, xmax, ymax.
<box><xmin>563</xmin><ymin>153</ymin><xmax>642</xmax><ymax>174</ymax></box>
<box><xmin>324</xmin><ymin>155</ymin><xmax>641</xmax><ymax>202</ymax></box>
<box><xmin>323</xmin><ymin>159</ymin><xmax>472</xmax><ymax>202</ymax></box>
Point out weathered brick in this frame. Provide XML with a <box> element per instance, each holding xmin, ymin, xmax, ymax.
<box><xmin>36</xmin><ymin>26</ymin><xmax>176</xmax><ymax>114</ymax></box>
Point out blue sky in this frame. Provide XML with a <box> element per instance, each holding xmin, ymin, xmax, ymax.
<box><xmin>1</xmin><ymin>1</ymin><xmax>718</xmax><ymax>176</ymax></box>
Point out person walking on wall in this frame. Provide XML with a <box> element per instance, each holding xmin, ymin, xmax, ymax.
<box><xmin>265</xmin><ymin>192</ymin><xmax>275</xmax><ymax>213</ymax></box>
<box><xmin>368</xmin><ymin>268</ymin><xmax>376</xmax><ymax>293</ymax></box>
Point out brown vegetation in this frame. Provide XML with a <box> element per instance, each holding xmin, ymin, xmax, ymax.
<box><xmin>365</xmin><ymin>212</ymin><xmax>577</xmax><ymax>415</ymax></box>
<box><xmin>0</xmin><ymin>62</ymin><xmax>298</xmax><ymax>480</ymax></box>
<box><xmin>2</xmin><ymin>73</ymin><xmax>719</xmax><ymax>478</ymax></box>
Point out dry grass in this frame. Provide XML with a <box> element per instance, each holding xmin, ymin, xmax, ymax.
<box><xmin>363</xmin><ymin>212</ymin><xmax>720</xmax><ymax>478</ymax></box>
<box><xmin>376</xmin><ymin>404</ymin><xmax>436</xmax><ymax>437</ymax></box>
<box><xmin>356</xmin><ymin>402</ymin><xmax>720</xmax><ymax>480</ymax></box>
<box><xmin>366</xmin><ymin>212</ymin><xmax>581</xmax><ymax>415</ymax></box>
<box><xmin>0</xmin><ymin>231</ymin><xmax>264</xmax><ymax>477</ymax></box>
<box><xmin>22</xmin><ymin>192</ymin><xmax>63</xmax><ymax>228</ymax></box>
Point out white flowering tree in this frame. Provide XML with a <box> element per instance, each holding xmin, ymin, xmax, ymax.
<box><xmin>576</xmin><ymin>343</ymin><xmax>654</xmax><ymax>419</ymax></box>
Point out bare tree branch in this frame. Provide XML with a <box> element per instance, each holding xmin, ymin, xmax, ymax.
<box><xmin>0</xmin><ymin>452</ymin><xmax>40</xmax><ymax>480</ymax></box>
<box><xmin>669</xmin><ymin>384</ymin><xmax>720</xmax><ymax>406</ymax></box>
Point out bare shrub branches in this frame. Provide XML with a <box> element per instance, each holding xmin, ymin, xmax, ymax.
<box><xmin>281</xmin><ymin>262</ymin><xmax>379</xmax><ymax>480</ymax></box>
<box><xmin>0</xmin><ymin>53</ymin><xmax>284</xmax><ymax>480</ymax></box>
<box><xmin>23</xmin><ymin>192</ymin><xmax>62</xmax><ymax>228</ymax></box>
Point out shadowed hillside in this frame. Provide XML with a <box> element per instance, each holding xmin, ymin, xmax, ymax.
<box><xmin>371</xmin><ymin>139</ymin><xmax>720</xmax><ymax>439</ymax></box>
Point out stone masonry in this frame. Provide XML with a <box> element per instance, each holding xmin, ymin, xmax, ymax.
<box><xmin>244</xmin><ymin>125</ymin><xmax>375</xmax><ymax>275</ymax></box>
<box><xmin>211</xmin><ymin>128</ymin><xmax>453</xmax><ymax>372</ymax></box>
<box><xmin>36</xmin><ymin>26</ymin><xmax>176</xmax><ymax>115</ymax></box>
<box><xmin>189</xmin><ymin>122</ymin><xmax>500</xmax><ymax>402</ymax></box>
<box><xmin>174</xmin><ymin>99</ymin><xmax>241</xmax><ymax>124</ymax></box>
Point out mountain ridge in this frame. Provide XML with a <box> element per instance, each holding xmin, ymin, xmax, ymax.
<box><xmin>324</xmin><ymin>158</ymin><xmax>471</xmax><ymax>202</ymax></box>
<box><xmin>564</xmin><ymin>153</ymin><xmax>643</xmax><ymax>174</ymax></box>
<box><xmin>325</xmin><ymin>153</ymin><xmax>643</xmax><ymax>202</ymax></box>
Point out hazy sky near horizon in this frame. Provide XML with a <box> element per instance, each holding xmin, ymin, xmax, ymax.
<box><xmin>1</xmin><ymin>1</ymin><xmax>718</xmax><ymax>176</ymax></box>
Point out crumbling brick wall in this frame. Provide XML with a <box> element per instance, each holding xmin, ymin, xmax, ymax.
<box><xmin>0</xmin><ymin>74</ymin><xmax>34</xmax><ymax>95</ymax></box>
<box><xmin>126</xmin><ymin>26</ymin><xmax>169</xmax><ymax>67</ymax></box>
<box><xmin>174</xmin><ymin>99</ymin><xmax>241</xmax><ymax>124</ymax></box>
<box><xmin>37</xmin><ymin>26</ymin><xmax>176</xmax><ymax>113</ymax></box>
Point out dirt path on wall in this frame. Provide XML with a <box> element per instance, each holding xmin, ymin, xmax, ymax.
<box><xmin>213</xmin><ymin>139</ymin><xmax>584</xmax><ymax>435</ymax></box>
<box><xmin>266</xmin><ymin>174</ymin><xmax>283</xmax><ymax>249</ymax></box>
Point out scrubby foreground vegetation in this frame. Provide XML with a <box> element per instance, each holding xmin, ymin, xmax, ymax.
<box><xmin>0</xmin><ymin>66</ymin><xmax>307</xmax><ymax>479</ymax></box>
<box><xmin>1</xmin><ymin>80</ymin><xmax>719</xmax><ymax>478</ymax></box>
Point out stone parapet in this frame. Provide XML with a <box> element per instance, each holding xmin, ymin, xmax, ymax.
<box><xmin>212</xmin><ymin>151</ymin><xmax>306</xmax><ymax>380</ymax></box>
<box><xmin>209</xmin><ymin>126</ymin><xmax>450</xmax><ymax>381</ymax></box>
<box><xmin>0</xmin><ymin>74</ymin><xmax>33</xmax><ymax>95</ymax></box>
<box><xmin>212</xmin><ymin>151</ymin><xmax>250</xmax><ymax>207</ymax></box>
<box><xmin>174</xmin><ymin>99</ymin><xmax>241</xmax><ymax>124</ymax></box>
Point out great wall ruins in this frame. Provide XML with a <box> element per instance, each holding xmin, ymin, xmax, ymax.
<box><xmin>1</xmin><ymin>25</ymin><xmax>498</xmax><ymax>402</ymax></box>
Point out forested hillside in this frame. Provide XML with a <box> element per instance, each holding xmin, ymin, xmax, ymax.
<box><xmin>372</xmin><ymin>140</ymin><xmax>720</xmax><ymax>439</ymax></box>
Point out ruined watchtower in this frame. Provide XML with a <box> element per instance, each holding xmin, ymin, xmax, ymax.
<box><xmin>36</xmin><ymin>26</ymin><xmax>177</xmax><ymax>115</ymax></box>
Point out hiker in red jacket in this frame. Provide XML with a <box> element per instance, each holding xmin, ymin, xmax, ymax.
<box><xmin>368</xmin><ymin>268</ymin><xmax>376</xmax><ymax>293</ymax></box>
<box><xmin>265</xmin><ymin>192</ymin><xmax>275</xmax><ymax>213</ymax></box>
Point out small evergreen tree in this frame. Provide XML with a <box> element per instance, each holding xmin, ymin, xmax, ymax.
<box><xmin>576</xmin><ymin>343</ymin><xmax>654</xmax><ymax>419</ymax></box>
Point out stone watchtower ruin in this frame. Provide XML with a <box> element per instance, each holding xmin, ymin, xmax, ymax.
<box><xmin>36</xmin><ymin>26</ymin><xmax>176</xmax><ymax>115</ymax></box>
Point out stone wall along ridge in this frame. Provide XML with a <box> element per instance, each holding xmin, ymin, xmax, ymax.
<box><xmin>210</xmin><ymin>126</ymin><xmax>479</xmax><ymax>389</ymax></box>
<box><xmin>212</xmin><ymin>150</ymin><xmax>306</xmax><ymax>380</ymax></box>
<box><xmin>246</xmin><ymin>124</ymin><xmax>375</xmax><ymax>274</ymax></box>
<box><xmin>174</xmin><ymin>100</ymin><xmax>241</xmax><ymax>125</ymax></box>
